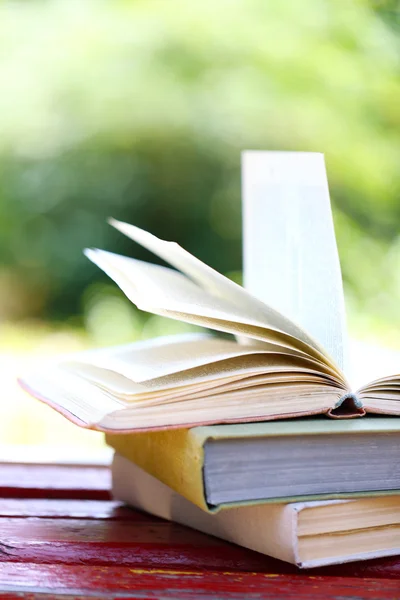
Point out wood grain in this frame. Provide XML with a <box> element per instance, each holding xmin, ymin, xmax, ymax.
<box><xmin>0</xmin><ymin>463</ymin><xmax>110</xmax><ymax>500</ymax></box>
<box><xmin>1</xmin><ymin>563</ymin><xmax>400</xmax><ymax>599</ymax></box>
<box><xmin>0</xmin><ymin>462</ymin><xmax>399</xmax><ymax>599</ymax></box>
<box><xmin>1</xmin><ymin>497</ymin><xmax>400</xmax><ymax>579</ymax></box>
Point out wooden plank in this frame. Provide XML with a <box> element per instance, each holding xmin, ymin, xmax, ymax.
<box><xmin>0</xmin><ymin>464</ymin><xmax>110</xmax><ymax>500</ymax></box>
<box><xmin>0</xmin><ymin>516</ymin><xmax>223</xmax><ymax>545</ymax></box>
<box><xmin>1</xmin><ymin>564</ymin><xmax>399</xmax><ymax>599</ymax></box>
<box><xmin>0</xmin><ymin>502</ymin><xmax>399</xmax><ymax>578</ymax></box>
<box><xmin>0</xmin><ymin>464</ymin><xmax>399</xmax><ymax>598</ymax></box>
<box><xmin>318</xmin><ymin>557</ymin><xmax>400</xmax><ymax>580</ymax></box>
<box><xmin>0</xmin><ymin>539</ymin><xmax>272</xmax><ymax>573</ymax></box>
<box><xmin>0</xmin><ymin>499</ymin><xmax>143</xmax><ymax>520</ymax></box>
<box><xmin>0</xmin><ymin>500</ymin><xmax>289</xmax><ymax>573</ymax></box>
<box><xmin>0</xmin><ymin>595</ymin><xmax>92</xmax><ymax>600</ymax></box>
<box><xmin>2</xmin><ymin>538</ymin><xmax>400</xmax><ymax>579</ymax></box>
<box><xmin>0</xmin><ymin>503</ymin><xmax>271</xmax><ymax>572</ymax></box>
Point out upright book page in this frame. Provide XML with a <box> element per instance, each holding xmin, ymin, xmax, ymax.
<box><xmin>242</xmin><ymin>151</ymin><xmax>349</xmax><ymax>374</ymax></box>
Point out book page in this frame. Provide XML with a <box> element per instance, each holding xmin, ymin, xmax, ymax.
<box><xmin>242</xmin><ymin>151</ymin><xmax>348</xmax><ymax>374</ymax></box>
<box><xmin>67</xmin><ymin>335</ymin><xmax>297</xmax><ymax>383</ymax></box>
<box><xmin>64</xmin><ymin>337</ymin><xmax>342</xmax><ymax>396</ymax></box>
<box><xmin>107</xmin><ymin>219</ymin><xmax>329</xmax><ymax>360</ymax></box>
<box><xmin>85</xmin><ymin>247</ymin><xmax>344</xmax><ymax>376</ymax></box>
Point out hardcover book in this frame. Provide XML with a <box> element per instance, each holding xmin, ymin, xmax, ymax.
<box><xmin>107</xmin><ymin>417</ymin><xmax>400</xmax><ymax>510</ymax></box>
<box><xmin>111</xmin><ymin>452</ymin><xmax>400</xmax><ymax>568</ymax></box>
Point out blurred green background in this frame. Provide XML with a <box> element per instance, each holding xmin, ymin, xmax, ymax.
<box><xmin>1</xmin><ymin>0</ymin><xmax>399</xmax><ymax>452</ymax></box>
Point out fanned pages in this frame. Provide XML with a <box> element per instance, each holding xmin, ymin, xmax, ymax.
<box><xmin>19</xmin><ymin>220</ymin><xmax>400</xmax><ymax>433</ymax></box>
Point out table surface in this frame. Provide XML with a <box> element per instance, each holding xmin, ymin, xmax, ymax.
<box><xmin>0</xmin><ymin>462</ymin><xmax>399</xmax><ymax>599</ymax></box>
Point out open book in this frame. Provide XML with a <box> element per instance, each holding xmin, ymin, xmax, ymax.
<box><xmin>20</xmin><ymin>219</ymin><xmax>400</xmax><ymax>432</ymax></box>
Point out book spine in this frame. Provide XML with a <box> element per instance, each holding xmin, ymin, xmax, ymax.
<box><xmin>327</xmin><ymin>392</ymin><xmax>366</xmax><ymax>418</ymax></box>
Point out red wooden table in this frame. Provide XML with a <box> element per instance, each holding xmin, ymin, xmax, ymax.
<box><xmin>1</xmin><ymin>462</ymin><xmax>399</xmax><ymax>599</ymax></box>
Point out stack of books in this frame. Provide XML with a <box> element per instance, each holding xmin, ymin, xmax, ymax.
<box><xmin>20</xmin><ymin>156</ymin><xmax>400</xmax><ymax>568</ymax></box>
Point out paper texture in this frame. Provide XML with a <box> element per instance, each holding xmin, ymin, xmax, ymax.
<box><xmin>100</xmin><ymin>220</ymin><xmax>334</xmax><ymax>363</ymax></box>
<box><xmin>242</xmin><ymin>151</ymin><xmax>348</xmax><ymax>373</ymax></box>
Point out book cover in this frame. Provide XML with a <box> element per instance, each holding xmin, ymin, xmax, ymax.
<box><xmin>107</xmin><ymin>418</ymin><xmax>400</xmax><ymax>511</ymax></box>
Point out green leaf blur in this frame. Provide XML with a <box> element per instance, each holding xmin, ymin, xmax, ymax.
<box><xmin>0</xmin><ymin>0</ymin><xmax>399</xmax><ymax>345</ymax></box>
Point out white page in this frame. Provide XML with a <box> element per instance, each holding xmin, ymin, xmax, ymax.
<box><xmin>107</xmin><ymin>219</ymin><xmax>327</xmax><ymax>355</ymax></box>
<box><xmin>242</xmin><ymin>151</ymin><xmax>348</xmax><ymax>373</ymax></box>
<box><xmin>84</xmin><ymin>247</ymin><xmax>343</xmax><ymax>371</ymax></box>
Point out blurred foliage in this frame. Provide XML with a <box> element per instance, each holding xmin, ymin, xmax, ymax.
<box><xmin>0</xmin><ymin>0</ymin><xmax>399</xmax><ymax>344</ymax></box>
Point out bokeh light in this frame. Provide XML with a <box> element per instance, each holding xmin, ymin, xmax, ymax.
<box><xmin>1</xmin><ymin>0</ymin><xmax>399</xmax><ymax>452</ymax></box>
